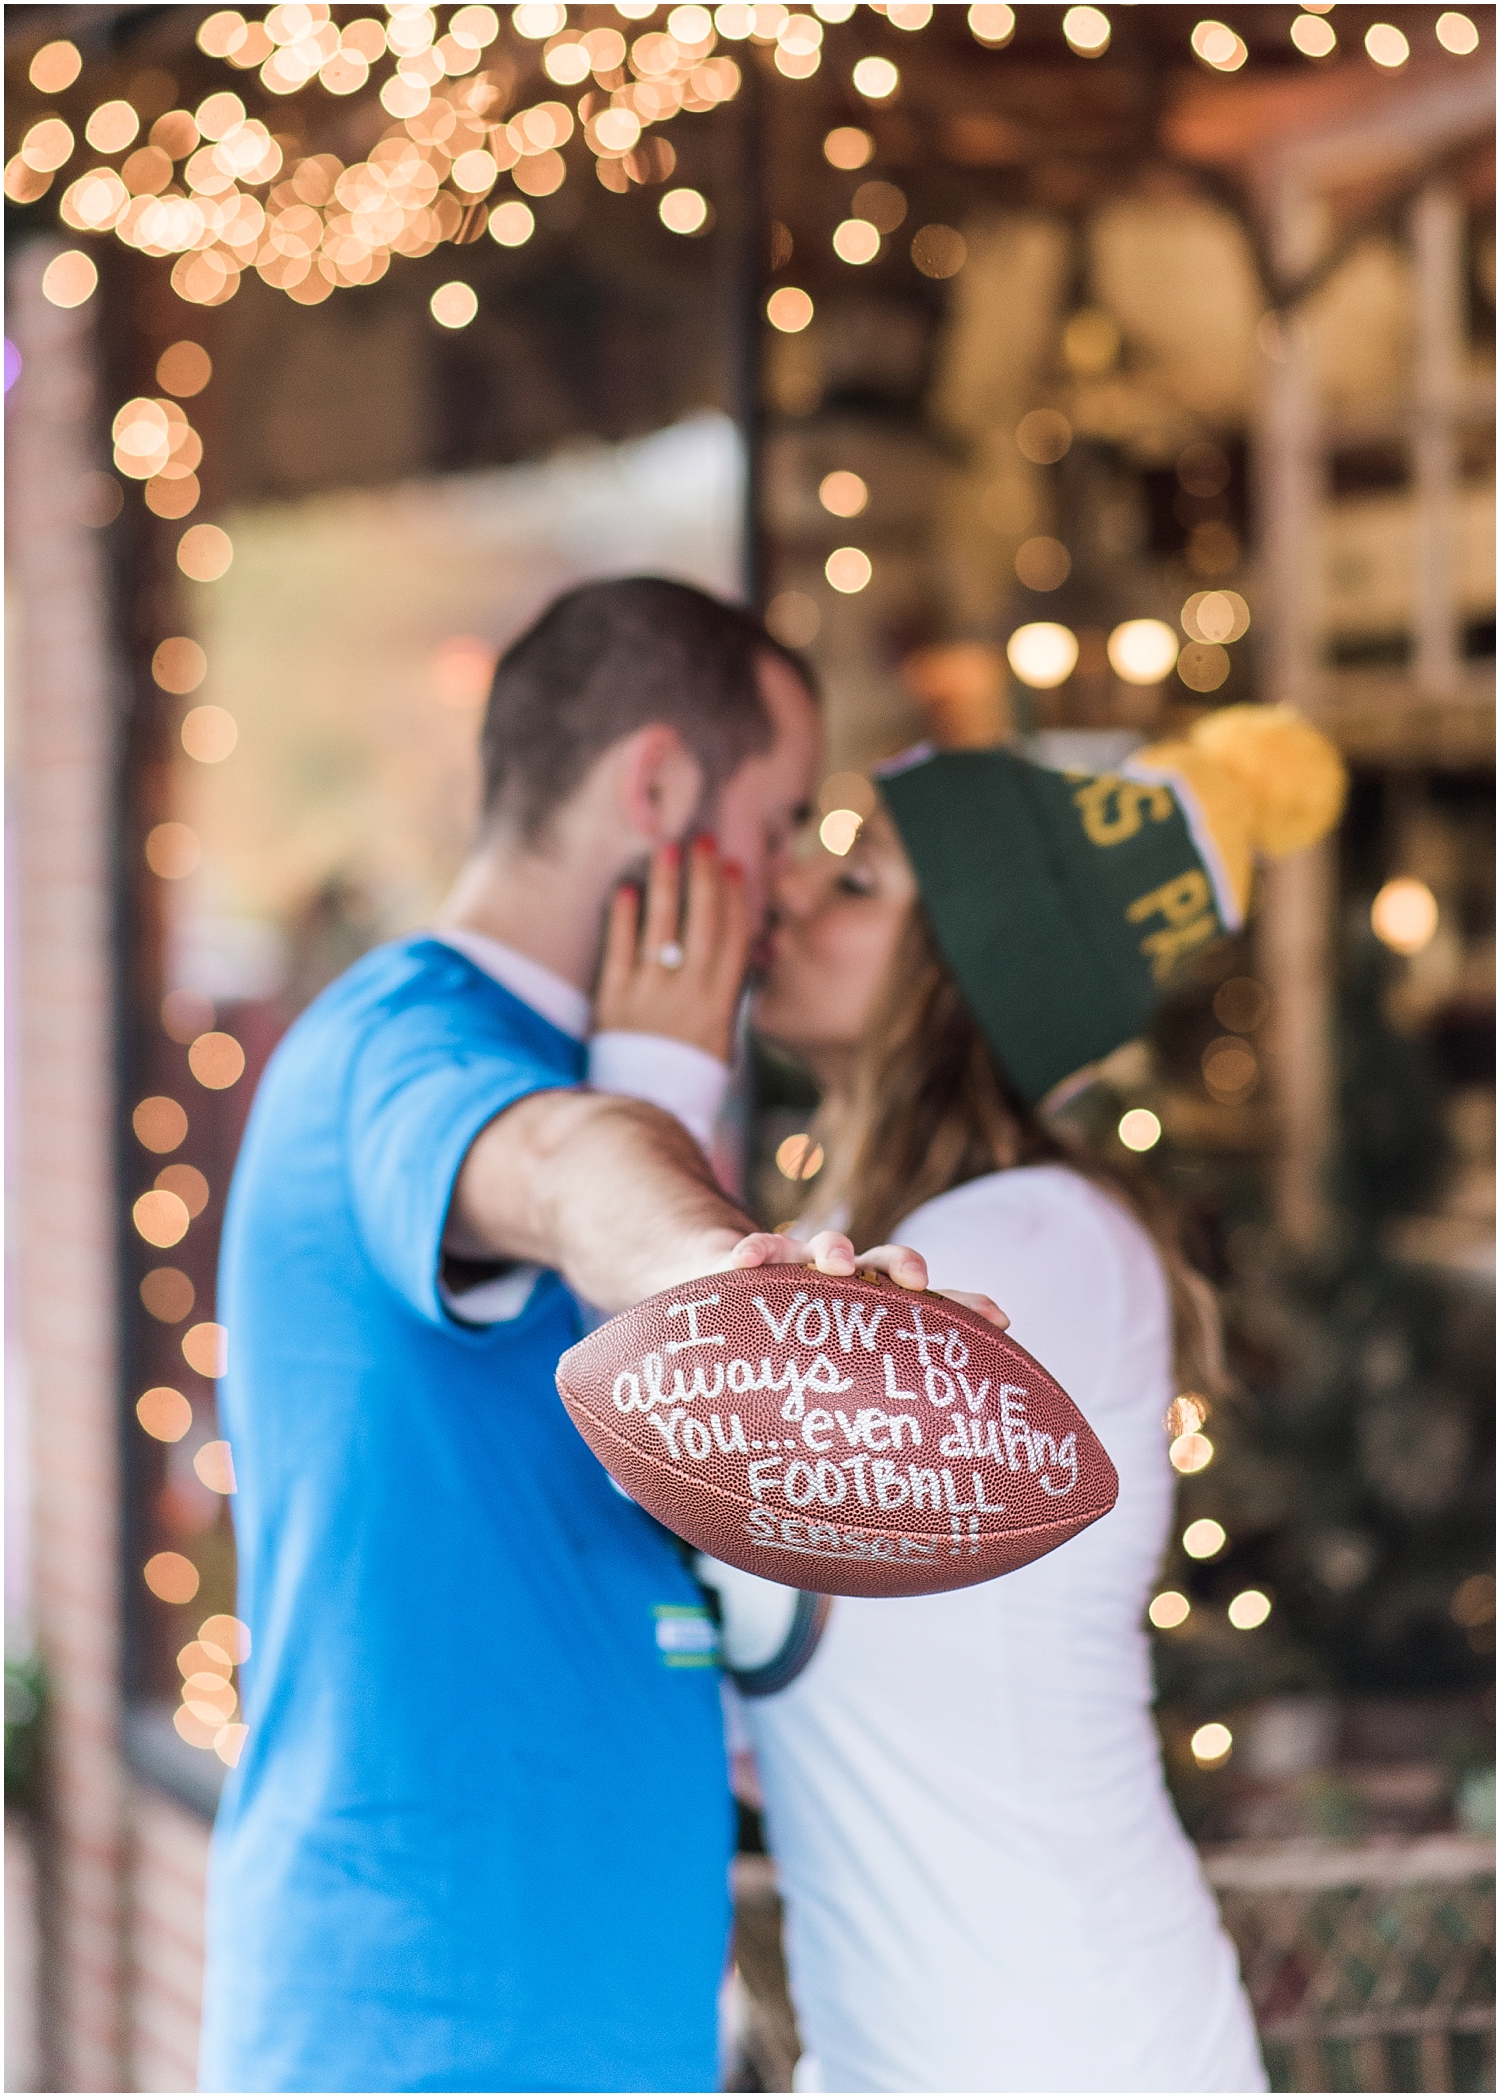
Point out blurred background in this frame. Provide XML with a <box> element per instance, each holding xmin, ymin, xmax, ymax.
<box><xmin>4</xmin><ymin>4</ymin><xmax>1493</xmax><ymax>2090</ymax></box>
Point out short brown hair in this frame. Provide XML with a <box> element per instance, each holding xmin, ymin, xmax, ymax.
<box><xmin>480</xmin><ymin>576</ymin><xmax>815</xmax><ymax>840</ymax></box>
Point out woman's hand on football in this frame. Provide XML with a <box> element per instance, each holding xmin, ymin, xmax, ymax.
<box><xmin>594</xmin><ymin>836</ymin><xmax>749</xmax><ymax>1064</ymax></box>
<box><xmin>725</xmin><ymin>1228</ymin><xmax>1008</xmax><ymax>1330</ymax></box>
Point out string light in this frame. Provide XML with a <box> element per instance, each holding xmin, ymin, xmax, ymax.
<box><xmin>968</xmin><ymin>6</ymin><xmax>1015</xmax><ymax>47</ymax></box>
<box><xmin>1107</xmin><ymin>620</ymin><xmax>1178</xmax><ymax>684</ymax></box>
<box><xmin>1062</xmin><ymin>6</ymin><xmax>1110</xmax><ymax>55</ymax></box>
<box><xmin>825</xmin><ymin>546</ymin><xmax>872</xmax><ymax>594</ymax></box>
<box><xmin>1190</xmin><ymin>1721</ymin><xmax>1232</xmax><ymax>1766</ymax></box>
<box><xmin>1371</xmin><ymin>878</ymin><xmax>1439</xmax><ymax>955</ymax></box>
<box><xmin>1149</xmin><ymin>1591</ymin><xmax>1190</xmax><ymax>1629</ymax></box>
<box><xmin>1183</xmin><ymin>1518</ymin><xmax>1227</xmax><ymax>1559</ymax></box>
<box><xmin>819</xmin><ymin>471</ymin><xmax>868</xmax><ymax>517</ymax></box>
<box><xmin>1364</xmin><ymin>22</ymin><xmax>1409</xmax><ymax>66</ymax></box>
<box><xmin>1290</xmin><ymin>13</ymin><xmax>1336</xmax><ymax>57</ymax></box>
<box><xmin>1435</xmin><ymin>12</ymin><xmax>1479</xmax><ymax>53</ymax></box>
<box><xmin>1117</xmin><ymin>1107</ymin><xmax>1161</xmax><ymax>1152</ymax></box>
<box><xmin>1006</xmin><ymin>622</ymin><xmax>1078</xmax><ymax>689</ymax></box>
<box><xmin>41</xmin><ymin>252</ymin><xmax>98</xmax><ymax>309</ymax></box>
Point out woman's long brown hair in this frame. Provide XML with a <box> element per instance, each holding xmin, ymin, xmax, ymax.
<box><xmin>810</xmin><ymin>905</ymin><xmax>1224</xmax><ymax>1395</ymax></box>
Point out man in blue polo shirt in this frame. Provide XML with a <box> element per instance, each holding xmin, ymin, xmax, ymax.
<box><xmin>198</xmin><ymin>580</ymin><xmax>943</xmax><ymax>2093</ymax></box>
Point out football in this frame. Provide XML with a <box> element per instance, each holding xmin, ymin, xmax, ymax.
<box><xmin>556</xmin><ymin>1265</ymin><xmax>1118</xmax><ymax>1599</ymax></box>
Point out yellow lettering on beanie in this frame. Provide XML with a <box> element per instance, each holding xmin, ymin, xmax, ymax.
<box><xmin>1071</xmin><ymin>775</ymin><xmax>1175</xmax><ymax>848</ymax></box>
<box><xmin>1126</xmin><ymin>871</ymin><xmax>1216</xmax><ymax>981</ymax></box>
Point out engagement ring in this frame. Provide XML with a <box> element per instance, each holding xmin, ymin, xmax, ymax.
<box><xmin>657</xmin><ymin>941</ymin><xmax>684</xmax><ymax>970</ymax></box>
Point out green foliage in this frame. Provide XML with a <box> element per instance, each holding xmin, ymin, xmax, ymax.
<box><xmin>5</xmin><ymin>1652</ymin><xmax>45</xmax><ymax>1809</ymax></box>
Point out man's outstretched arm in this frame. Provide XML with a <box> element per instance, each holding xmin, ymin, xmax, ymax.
<box><xmin>445</xmin><ymin>1089</ymin><xmax>972</xmax><ymax>1316</ymax></box>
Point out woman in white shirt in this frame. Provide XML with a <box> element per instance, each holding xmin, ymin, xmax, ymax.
<box><xmin>598</xmin><ymin>711</ymin><xmax>1348</xmax><ymax>2093</ymax></box>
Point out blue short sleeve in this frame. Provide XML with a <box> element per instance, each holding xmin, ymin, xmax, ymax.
<box><xmin>344</xmin><ymin>947</ymin><xmax>582</xmax><ymax>1326</ymax></box>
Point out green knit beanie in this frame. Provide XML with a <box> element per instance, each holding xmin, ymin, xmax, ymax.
<box><xmin>877</xmin><ymin>708</ymin><xmax>1347</xmax><ymax>1107</ymax></box>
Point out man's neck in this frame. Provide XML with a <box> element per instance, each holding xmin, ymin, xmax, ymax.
<box><xmin>436</xmin><ymin>835</ymin><xmax>608</xmax><ymax>993</ymax></box>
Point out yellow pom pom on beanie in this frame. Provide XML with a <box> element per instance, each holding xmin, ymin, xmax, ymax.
<box><xmin>1133</xmin><ymin>704</ymin><xmax>1347</xmax><ymax>919</ymax></box>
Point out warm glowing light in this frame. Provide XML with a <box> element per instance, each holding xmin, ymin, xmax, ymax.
<box><xmin>1165</xmin><ymin>1394</ymin><xmax>1209</xmax><ymax>1438</ymax></box>
<box><xmin>819</xmin><ymin>471</ymin><xmax>868</xmax><ymax>518</ymax></box>
<box><xmin>1191</xmin><ymin>19</ymin><xmax>1247</xmax><ymax>70</ymax></box>
<box><xmin>1107</xmin><ymin>619</ymin><xmax>1178</xmax><ymax>684</ymax></box>
<box><xmin>669</xmin><ymin>3</ymin><xmax>715</xmax><ymax>37</ymax></box>
<box><xmin>813</xmin><ymin>1</ymin><xmax>856</xmax><ymax>19</ymax></box>
<box><xmin>1015</xmin><ymin>408</ymin><xmax>1072</xmax><ymax>464</ymax></box>
<box><xmin>514</xmin><ymin>1</ymin><xmax>567</xmax><ymax>34</ymax></box>
<box><xmin>1365</xmin><ymin>21</ymin><xmax>1409</xmax><ymax>65</ymax></box>
<box><xmin>1191</xmin><ymin>1721</ymin><xmax>1232</xmax><ymax>1766</ymax></box>
<box><xmin>819</xmin><ymin>809</ymin><xmax>863</xmax><ymax>855</ymax></box>
<box><xmin>141</xmin><ymin>1268</ymin><xmax>196</xmax><ymax>1323</ymax></box>
<box><xmin>30</xmin><ymin>40</ymin><xmax>83</xmax><ymax>92</ymax></box>
<box><xmin>852</xmin><ymin>182</ymin><xmax>906</xmax><ymax>237</ymax></box>
<box><xmin>41</xmin><ymin>252</ymin><xmax>99</xmax><ymax>310</ymax></box>
<box><xmin>513</xmin><ymin>149</ymin><xmax>566</xmax><ymax>197</ymax></box>
<box><xmin>1015</xmin><ymin>537</ymin><xmax>1071</xmax><ymax>592</ymax></box>
<box><xmin>1371</xmin><ymin>877</ymin><xmax>1438</xmax><ymax>955</ymax></box>
<box><xmin>766</xmin><ymin>591</ymin><xmax>820</xmax><ymax>647</ymax></box>
<box><xmin>22</xmin><ymin>119</ymin><xmax>75</xmax><ymax>174</ymax></box>
<box><xmin>1228</xmin><ymin>1589</ymin><xmax>1271</xmax><ymax>1630</ymax></box>
<box><xmin>825</xmin><ymin>546</ymin><xmax>872</xmax><ymax>594</ymax></box>
<box><xmin>1176</xmin><ymin>642</ymin><xmax>1230</xmax><ymax>694</ymax></box>
<box><xmin>824</xmin><ymin>126</ymin><xmax>874</xmax><ymax>170</ymax></box>
<box><xmin>179</xmin><ymin>1640</ymin><xmax>232</xmax><ymax>1682</ymax></box>
<box><xmin>137</xmin><ymin>1387</ymin><xmax>193</xmax><ymax>1442</ymax></box>
<box><xmin>145</xmin><ymin>822</ymin><xmax>200</xmax><ymax>882</ymax></box>
<box><xmin>660</xmin><ymin>188</ymin><xmax>710</xmax><ymax>235</ymax></box>
<box><xmin>157</xmin><ymin>1163</ymin><xmax>210</xmax><ymax>1217</ymax></box>
<box><xmin>1062</xmin><ymin>307</ymin><xmax>1119</xmax><ymax>374</ymax></box>
<box><xmin>133</xmin><ymin>1095</ymin><xmax>189</xmax><ymax>1153</ymax></box>
<box><xmin>1183</xmin><ymin>1517</ymin><xmax>1227</xmax><ymax>1560</ymax></box>
<box><xmin>1435</xmin><ymin>12</ymin><xmax>1479</xmax><ymax>53</ymax></box>
<box><xmin>1203</xmin><ymin>1037</ymin><xmax>1257</xmax><ymax>1103</ymax></box>
<box><xmin>177</xmin><ymin>524</ymin><xmax>233</xmax><ymax>582</ymax></box>
<box><xmin>215</xmin><ymin>1724</ymin><xmax>249</xmax><ymax>1767</ymax></box>
<box><xmin>184</xmin><ymin>1674</ymin><xmax>237</xmax><ymax>1721</ymax></box>
<box><xmin>144</xmin><ymin>1551</ymin><xmax>201</xmax><ymax>1604</ymax></box>
<box><xmin>1149</xmin><ymin>1591</ymin><xmax>1191</xmax><ymax>1630</ymax></box>
<box><xmin>183</xmin><ymin>1321</ymin><xmax>229</xmax><ymax>1379</ymax></box>
<box><xmin>489</xmin><ymin>200</ymin><xmax>535</xmax><ymax>246</ymax></box>
<box><xmin>1006</xmin><ymin>621</ymin><xmax>1078</xmax><ymax>689</ymax></box>
<box><xmin>430</xmin><ymin>281</ymin><xmax>479</xmax><ymax>329</ymax></box>
<box><xmin>152</xmin><ymin>638</ymin><xmax>208</xmax><ymax>694</ymax></box>
<box><xmin>776</xmin><ymin>1133</ymin><xmax>825</xmax><ymax>1181</ymax></box>
<box><xmin>134</xmin><ymin>1188</ymin><xmax>191</xmax><ymax>1249</ymax></box>
<box><xmin>1170</xmin><ymin>1432</ymin><xmax>1215</xmax><ymax>1474</ymax></box>
<box><xmin>543</xmin><ymin>38</ymin><xmax>591</xmax><ymax>83</ymax></box>
<box><xmin>589</xmin><ymin>106</ymin><xmax>640</xmax><ymax>154</ymax></box>
<box><xmin>174</xmin><ymin>1705</ymin><xmax>220</xmax><ymax>1750</ymax></box>
<box><xmin>181</xmin><ymin>705</ymin><xmax>238</xmax><ymax>764</ymax></box>
<box><xmin>194</xmin><ymin>1441</ymin><xmax>239</xmax><ymax>1494</ymax></box>
<box><xmin>189</xmin><ymin>1032</ymin><xmax>246</xmax><ymax>1090</ymax></box>
<box><xmin>1290</xmin><ymin>13</ymin><xmax>1337</xmax><ymax>56</ymax></box>
<box><xmin>1451</xmin><ymin>1574</ymin><xmax>1496</xmax><ymax>1627</ymax></box>
<box><xmin>767</xmin><ymin>286</ymin><xmax>814</xmax><ymax>332</ymax></box>
<box><xmin>910</xmin><ymin>224</ymin><xmax>966</xmax><ymax>279</ymax></box>
<box><xmin>852</xmin><ymin>55</ymin><xmax>900</xmax><ymax>99</ymax></box>
<box><xmin>200</xmin><ymin>1612</ymin><xmax>253</xmax><ymax>1663</ymax></box>
<box><xmin>195</xmin><ymin>91</ymin><xmax>247</xmax><ymax>141</ymax></box>
<box><xmin>886</xmin><ymin>3</ymin><xmax>932</xmax><ymax>25</ymax></box>
<box><xmin>1117</xmin><ymin>1107</ymin><xmax>1161</xmax><ymax>1153</ymax></box>
<box><xmin>1063</xmin><ymin>5</ymin><xmax>1110</xmax><ymax>53</ymax></box>
<box><xmin>1181</xmin><ymin>589</ymin><xmax>1250</xmax><ymax>644</ymax></box>
<box><xmin>968</xmin><ymin>4</ymin><xmax>1015</xmax><ymax>45</ymax></box>
<box><xmin>146</xmin><ymin>475</ymin><xmax>201</xmax><ymax>521</ymax></box>
<box><xmin>833</xmin><ymin>218</ymin><xmax>880</xmax><ymax>266</ymax></box>
<box><xmin>452</xmin><ymin>149</ymin><xmax>499</xmax><ymax>194</ymax></box>
<box><xmin>86</xmin><ymin>101</ymin><xmax>141</xmax><ymax>154</ymax></box>
<box><xmin>198</xmin><ymin>11</ymin><xmax>250</xmax><ymax>58</ymax></box>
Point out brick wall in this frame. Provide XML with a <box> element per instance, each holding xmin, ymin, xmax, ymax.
<box><xmin>9</xmin><ymin>239</ymin><xmax>210</xmax><ymax>2093</ymax></box>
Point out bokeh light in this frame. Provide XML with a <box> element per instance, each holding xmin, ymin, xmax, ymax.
<box><xmin>765</xmin><ymin>591</ymin><xmax>820</xmax><ymax>647</ymax></box>
<box><xmin>1176</xmin><ymin>641</ymin><xmax>1230</xmax><ymax>693</ymax></box>
<box><xmin>1228</xmin><ymin>1589</ymin><xmax>1272</xmax><ymax>1630</ymax></box>
<box><xmin>133</xmin><ymin>1096</ymin><xmax>189</xmax><ymax>1153</ymax></box>
<box><xmin>189</xmin><ymin>1032</ymin><xmax>247</xmax><ymax>1090</ymax></box>
<box><xmin>776</xmin><ymin>1133</ymin><xmax>825</xmax><ymax>1180</ymax></box>
<box><xmin>852</xmin><ymin>56</ymin><xmax>900</xmax><ymax>99</ymax></box>
<box><xmin>910</xmin><ymin>224</ymin><xmax>966</xmax><ymax>279</ymax></box>
<box><xmin>833</xmin><ymin>218</ymin><xmax>880</xmax><ymax>266</ymax></box>
<box><xmin>1181</xmin><ymin>589</ymin><xmax>1250</xmax><ymax>644</ymax></box>
<box><xmin>21</xmin><ymin>119</ymin><xmax>75</xmax><ymax>175</ymax></box>
<box><xmin>430</xmin><ymin>281</ymin><xmax>479</xmax><ymax>328</ymax></box>
<box><xmin>489</xmin><ymin>200</ymin><xmax>535</xmax><ymax>246</ymax></box>
<box><xmin>1170</xmin><ymin>1432</ymin><xmax>1215</xmax><ymax>1474</ymax></box>
<box><xmin>141</xmin><ymin>1268</ymin><xmax>196</xmax><ymax>1323</ymax></box>
<box><xmin>1062</xmin><ymin>307</ymin><xmax>1120</xmax><ymax>374</ymax></box>
<box><xmin>1108</xmin><ymin>619</ymin><xmax>1178</xmax><ymax>684</ymax></box>
<box><xmin>181</xmin><ymin>705</ymin><xmax>238</xmax><ymax>763</ymax></box>
<box><xmin>29</xmin><ymin>40</ymin><xmax>83</xmax><ymax>92</ymax></box>
<box><xmin>1117</xmin><ymin>1106</ymin><xmax>1161</xmax><ymax>1152</ymax></box>
<box><xmin>825</xmin><ymin>547</ymin><xmax>872</xmax><ymax>594</ymax></box>
<box><xmin>152</xmin><ymin>638</ymin><xmax>208</xmax><ymax>693</ymax></box>
<box><xmin>819</xmin><ymin>809</ymin><xmax>863</xmax><ymax>856</ymax></box>
<box><xmin>137</xmin><ymin>1387</ymin><xmax>193</xmax><ymax>1442</ymax></box>
<box><xmin>1191</xmin><ymin>19</ymin><xmax>1247</xmax><ymax>70</ymax></box>
<box><xmin>1290</xmin><ymin>12</ymin><xmax>1337</xmax><ymax>56</ymax></box>
<box><xmin>1436</xmin><ymin>11</ymin><xmax>1479</xmax><ymax>53</ymax></box>
<box><xmin>1371</xmin><ymin>877</ymin><xmax>1439</xmax><ymax>955</ymax></box>
<box><xmin>183</xmin><ymin>1321</ymin><xmax>229</xmax><ymax>1378</ymax></box>
<box><xmin>145</xmin><ymin>822</ymin><xmax>201</xmax><ymax>881</ymax></box>
<box><xmin>1191</xmin><ymin>1721</ymin><xmax>1233</xmax><ymax>1766</ymax></box>
<box><xmin>1365</xmin><ymin>21</ymin><xmax>1409</xmax><ymax>66</ymax></box>
<box><xmin>1149</xmin><ymin>1590</ymin><xmax>1191</xmax><ymax>1630</ymax></box>
<box><xmin>968</xmin><ymin>5</ymin><xmax>1016</xmax><ymax>46</ymax></box>
<box><xmin>1183</xmin><ymin>1517</ymin><xmax>1227</xmax><ymax>1559</ymax></box>
<box><xmin>215</xmin><ymin>1724</ymin><xmax>249</xmax><ymax>1767</ymax></box>
<box><xmin>1165</xmin><ymin>1394</ymin><xmax>1209</xmax><ymax>1437</ymax></box>
<box><xmin>194</xmin><ymin>1441</ymin><xmax>239</xmax><ymax>1494</ymax></box>
<box><xmin>134</xmin><ymin>1188</ymin><xmax>191</xmax><ymax>1249</ymax></box>
<box><xmin>1015</xmin><ymin>536</ymin><xmax>1071</xmax><ymax>591</ymax></box>
<box><xmin>200</xmin><ymin>1612</ymin><xmax>252</xmax><ymax>1663</ymax></box>
<box><xmin>41</xmin><ymin>252</ymin><xmax>99</xmax><ymax>310</ymax></box>
<box><xmin>86</xmin><ymin>102</ymin><xmax>141</xmax><ymax>154</ymax></box>
<box><xmin>1203</xmin><ymin>1036</ymin><xmax>1258</xmax><ymax>1103</ymax></box>
<box><xmin>823</xmin><ymin>126</ymin><xmax>874</xmax><ymax>170</ymax></box>
<box><xmin>1016</xmin><ymin>409</ymin><xmax>1072</xmax><ymax>464</ymax></box>
<box><xmin>819</xmin><ymin>471</ymin><xmax>868</xmax><ymax>518</ymax></box>
<box><xmin>156</xmin><ymin>1163</ymin><xmax>210</xmax><ymax>1217</ymax></box>
<box><xmin>1063</xmin><ymin>6</ymin><xmax>1111</xmax><ymax>54</ymax></box>
<box><xmin>177</xmin><ymin>524</ymin><xmax>234</xmax><ymax>581</ymax></box>
<box><xmin>144</xmin><ymin>1551</ymin><xmax>201</xmax><ymax>1604</ymax></box>
<box><xmin>1006</xmin><ymin>621</ymin><xmax>1078</xmax><ymax>689</ymax></box>
<box><xmin>767</xmin><ymin>286</ymin><xmax>814</xmax><ymax>332</ymax></box>
<box><xmin>660</xmin><ymin>188</ymin><xmax>709</xmax><ymax>235</ymax></box>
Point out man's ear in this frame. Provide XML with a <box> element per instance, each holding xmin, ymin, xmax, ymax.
<box><xmin>616</xmin><ymin>724</ymin><xmax>705</xmax><ymax>846</ymax></box>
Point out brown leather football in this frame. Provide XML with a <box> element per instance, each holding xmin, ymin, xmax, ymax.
<box><xmin>556</xmin><ymin>1265</ymin><xmax>1118</xmax><ymax>1599</ymax></box>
